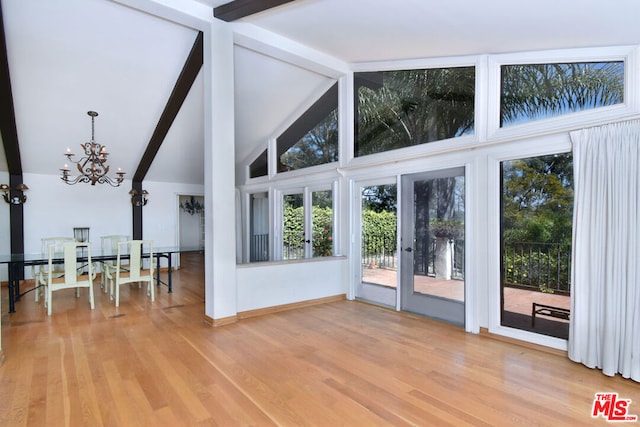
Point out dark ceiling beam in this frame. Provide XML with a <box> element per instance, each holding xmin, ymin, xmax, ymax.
<box><xmin>0</xmin><ymin>0</ymin><xmax>22</xmax><ymax>176</ymax></box>
<box><xmin>214</xmin><ymin>0</ymin><xmax>295</xmax><ymax>22</ymax></box>
<box><xmin>0</xmin><ymin>0</ymin><xmax>26</xmax><ymax>258</ymax></box>
<box><xmin>133</xmin><ymin>31</ymin><xmax>203</xmax><ymax>183</ymax></box>
<box><xmin>131</xmin><ymin>31</ymin><xmax>203</xmax><ymax>239</ymax></box>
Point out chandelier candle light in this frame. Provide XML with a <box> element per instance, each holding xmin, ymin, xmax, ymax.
<box><xmin>61</xmin><ymin>111</ymin><xmax>125</xmax><ymax>186</ymax></box>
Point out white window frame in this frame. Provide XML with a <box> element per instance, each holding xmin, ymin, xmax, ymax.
<box><xmin>487</xmin><ymin>46</ymin><xmax>640</xmax><ymax>141</ymax></box>
<box><xmin>486</xmin><ymin>134</ymin><xmax>573</xmax><ymax>350</ymax></box>
<box><xmin>275</xmin><ymin>182</ymin><xmax>337</xmax><ymax>261</ymax></box>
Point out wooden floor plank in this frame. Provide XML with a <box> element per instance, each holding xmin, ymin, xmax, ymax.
<box><xmin>1</xmin><ymin>253</ymin><xmax>639</xmax><ymax>426</ymax></box>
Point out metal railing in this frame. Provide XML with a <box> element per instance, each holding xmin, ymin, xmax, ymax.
<box><xmin>250</xmin><ymin>234</ymin><xmax>269</xmax><ymax>262</ymax></box>
<box><xmin>414</xmin><ymin>237</ymin><xmax>464</xmax><ymax>280</ymax></box>
<box><xmin>502</xmin><ymin>242</ymin><xmax>571</xmax><ymax>295</ymax></box>
<box><xmin>283</xmin><ymin>234</ymin><xmax>305</xmax><ymax>260</ymax></box>
<box><xmin>361</xmin><ymin>234</ymin><xmax>397</xmax><ymax>269</ymax></box>
<box><xmin>361</xmin><ymin>235</ymin><xmax>464</xmax><ymax>280</ymax></box>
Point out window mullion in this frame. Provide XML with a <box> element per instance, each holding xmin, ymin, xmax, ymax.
<box><xmin>303</xmin><ymin>188</ymin><xmax>313</xmax><ymax>258</ymax></box>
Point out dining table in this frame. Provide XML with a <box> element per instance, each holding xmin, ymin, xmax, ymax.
<box><xmin>1</xmin><ymin>245</ymin><xmax>204</xmax><ymax>313</ymax></box>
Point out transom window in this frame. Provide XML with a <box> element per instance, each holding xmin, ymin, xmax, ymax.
<box><xmin>249</xmin><ymin>149</ymin><xmax>268</xmax><ymax>179</ymax></box>
<box><xmin>355</xmin><ymin>67</ymin><xmax>475</xmax><ymax>157</ymax></box>
<box><xmin>500</xmin><ymin>61</ymin><xmax>624</xmax><ymax>127</ymax></box>
<box><xmin>277</xmin><ymin>83</ymin><xmax>339</xmax><ymax>173</ymax></box>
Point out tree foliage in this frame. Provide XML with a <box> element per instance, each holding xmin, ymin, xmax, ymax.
<box><xmin>362</xmin><ymin>185</ymin><xmax>397</xmax><ymax>213</ymax></box>
<box><xmin>501</xmin><ymin>62</ymin><xmax>624</xmax><ymax>126</ymax></box>
<box><xmin>356</xmin><ymin>67</ymin><xmax>475</xmax><ymax>156</ymax></box>
<box><xmin>283</xmin><ymin>205</ymin><xmax>334</xmax><ymax>257</ymax></box>
<box><xmin>502</xmin><ymin>153</ymin><xmax>574</xmax><ymax>245</ymax></box>
<box><xmin>279</xmin><ymin>110</ymin><xmax>339</xmax><ymax>171</ymax></box>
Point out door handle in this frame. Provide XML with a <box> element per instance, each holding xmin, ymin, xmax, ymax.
<box><xmin>404</xmin><ymin>247</ymin><xmax>413</xmax><ymax>253</ymax></box>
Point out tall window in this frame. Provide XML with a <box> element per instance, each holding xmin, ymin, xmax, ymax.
<box><xmin>355</xmin><ymin>67</ymin><xmax>475</xmax><ymax>157</ymax></box>
<box><xmin>277</xmin><ymin>83</ymin><xmax>339</xmax><ymax>172</ymax></box>
<box><xmin>282</xmin><ymin>193</ymin><xmax>305</xmax><ymax>260</ymax></box>
<box><xmin>281</xmin><ymin>187</ymin><xmax>334</xmax><ymax>260</ymax></box>
<box><xmin>311</xmin><ymin>190</ymin><xmax>333</xmax><ymax>257</ymax></box>
<box><xmin>249</xmin><ymin>192</ymin><xmax>269</xmax><ymax>262</ymax></box>
<box><xmin>501</xmin><ymin>152</ymin><xmax>573</xmax><ymax>339</ymax></box>
<box><xmin>500</xmin><ymin>61</ymin><xmax>624</xmax><ymax>127</ymax></box>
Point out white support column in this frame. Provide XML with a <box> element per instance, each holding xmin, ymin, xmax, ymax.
<box><xmin>204</xmin><ymin>19</ymin><xmax>237</xmax><ymax>322</ymax></box>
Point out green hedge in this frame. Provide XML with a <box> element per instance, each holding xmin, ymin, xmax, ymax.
<box><xmin>283</xmin><ymin>206</ymin><xmax>334</xmax><ymax>257</ymax></box>
<box><xmin>361</xmin><ymin>210</ymin><xmax>397</xmax><ymax>255</ymax></box>
<box><xmin>283</xmin><ymin>208</ymin><xmax>398</xmax><ymax>257</ymax></box>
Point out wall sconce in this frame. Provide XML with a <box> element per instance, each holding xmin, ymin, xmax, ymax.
<box><xmin>1</xmin><ymin>183</ymin><xmax>29</xmax><ymax>205</ymax></box>
<box><xmin>129</xmin><ymin>189</ymin><xmax>148</xmax><ymax>207</ymax></box>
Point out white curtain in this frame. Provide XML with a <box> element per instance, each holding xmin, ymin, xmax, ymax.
<box><xmin>569</xmin><ymin>120</ymin><xmax>640</xmax><ymax>382</ymax></box>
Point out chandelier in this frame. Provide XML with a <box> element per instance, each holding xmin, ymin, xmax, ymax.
<box><xmin>60</xmin><ymin>111</ymin><xmax>125</xmax><ymax>186</ymax></box>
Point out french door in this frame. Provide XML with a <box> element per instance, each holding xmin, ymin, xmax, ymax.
<box><xmin>356</xmin><ymin>182</ymin><xmax>398</xmax><ymax>307</ymax></box>
<box><xmin>400</xmin><ymin>168</ymin><xmax>465</xmax><ymax>326</ymax></box>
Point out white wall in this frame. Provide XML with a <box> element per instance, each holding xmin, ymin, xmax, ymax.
<box><xmin>141</xmin><ymin>180</ymin><xmax>204</xmax><ymax>247</ymax></box>
<box><xmin>23</xmin><ymin>173</ymin><xmax>131</xmax><ymax>255</ymax></box>
<box><xmin>141</xmin><ymin>180</ymin><xmax>204</xmax><ymax>269</ymax></box>
<box><xmin>236</xmin><ymin>257</ymin><xmax>347</xmax><ymax>312</ymax></box>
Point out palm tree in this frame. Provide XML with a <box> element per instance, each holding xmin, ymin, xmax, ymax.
<box><xmin>356</xmin><ymin>67</ymin><xmax>475</xmax><ymax>156</ymax></box>
<box><xmin>500</xmin><ymin>62</ymin><xmax>624</xmax><ymax>125</ymax></box>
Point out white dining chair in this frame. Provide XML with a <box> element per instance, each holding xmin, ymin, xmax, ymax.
<box><xmin>45</xmin><ymin>241</ymin><xmax>95</xmax><ymax>316</ymax></box>
<box><xmin>33</xmin><ymin>237</ymin><xmax>75</xmax><ymax>302</ymax></box>
<box><xmin>100</xmin><ymin>235</ymin><xmax>130</xmax><ymax>293</ymax></box>
<box><xmin>111</xmin><ymin>240</ymin><xmax>155</xmax><ymax>307</ymax></box>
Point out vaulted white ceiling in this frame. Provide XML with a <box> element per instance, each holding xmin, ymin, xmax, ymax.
<box><xmin>2</xmin><ymin>0</ymin><xmax>202</xmax><ymax>184</ymax></box>
<box><xmin>240</xmin><ymin>0</ymin><xmax>640</xmax><ymax>63</ymax></box>
<box><xmin>3</xmin><ymin>0</ymin><xmax>640</xmax><ymax>185</ymax></box>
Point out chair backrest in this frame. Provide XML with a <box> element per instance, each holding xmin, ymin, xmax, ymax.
<box><xmin>48</xmin><ymin>241</ymin><xmax>92</xmax><ymax>285</ymax></box>
<box><xmin>39</xmin><ymin>237</ymin><xmax>75</xmax><ymax>275</ymax></box>
<box><xmin>101</xmin><ymin>235</ymin><xmax>130</xmax><ymax>265</ymax></box>
<box><xmin>41</xmin><ymin>237</ymin><xmax>75</xmax><ymax>256</ymax></box>
<box><xmin>101</xmin><ymin>235</ymin><xmax>129</xmax><ymax>255</ymax></box>
<box><xmin>117</xmin><ymin>240</ymin><xmax>153</xmax><ymax>280</ymax></box>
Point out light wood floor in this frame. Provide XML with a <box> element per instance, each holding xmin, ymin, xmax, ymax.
<box><xmin>1</xmin><ymin>254</ymin><xmax>638</xmax><ymax>426</ymax></box>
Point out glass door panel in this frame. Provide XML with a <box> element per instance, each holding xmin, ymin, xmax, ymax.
<box><xmin>356</xmin><ymin>184</ymin><xmax>398</xmax><ymax>307</ymax></box>
<box><xmin>400</xmin><ymin>168</ymin><xmax>465</xmax><ymax>325</ymax></box>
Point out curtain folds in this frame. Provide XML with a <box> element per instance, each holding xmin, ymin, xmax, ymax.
<box><xmin>569</xmin><ymin>120</ymin><xmax>640</xmax><ymax>382</ymax></box>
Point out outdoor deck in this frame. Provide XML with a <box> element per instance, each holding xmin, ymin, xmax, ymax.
<box><xmin>362</xmin><ymin>266</ymin><xmax>570</xmax><ymax>338</ymax></box>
